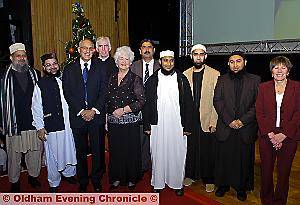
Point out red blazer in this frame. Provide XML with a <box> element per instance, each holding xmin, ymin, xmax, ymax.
<box><xmin>255</xmin><ymin>79</ymin><xmax>300</xmax><ymax>141</ymax></box>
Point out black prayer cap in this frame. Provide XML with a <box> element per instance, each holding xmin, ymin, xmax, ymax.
<box><xmin>229</xmin><ymin>51</ymin><xmax>246</xmax><ymax>60</ymax></box>
<box><xmin>40</xmin><ymin>53</ymin><xmax>58</xmax><ymax>65</ymax></box>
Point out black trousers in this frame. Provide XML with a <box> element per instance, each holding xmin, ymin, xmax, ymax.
<box><xmin>72</xmin><ymin>122</ymin><xmax>105</xmax><ymax>188</ymax></box>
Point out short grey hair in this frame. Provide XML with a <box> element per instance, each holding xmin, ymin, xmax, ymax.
<box><xmin>96</xmin><ymin>36</ymin><xmax>111</xmax><ymax>51</ymax></box>
<box><xmin>113</xmin><ymin>46</ymin><xmax>135</xmax><ymax>65</ymax></box>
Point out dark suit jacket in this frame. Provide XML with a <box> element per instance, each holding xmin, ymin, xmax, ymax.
<box><xmin>256</xmin><ymin>79</ymin><xmax>300</xmax><ymax>141</ymax></box>
<box><xmin>213</xmin><ymin>72</ymin><xmax>261</xmax><ymax>144</ymax></box>
<box><xmin>130</xmin><ymin>59</ymin><xmax>160</xmax><ymax>79</ymax></box>
<box><xmin>62</xmin><ymin>59</ymin><xmax>107</xmax><ymax>128</ymax></box>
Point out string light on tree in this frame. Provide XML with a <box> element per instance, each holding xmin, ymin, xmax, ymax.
<box><xmin>63</xmin><ymin>2</ymin><xmax>96</xmax><ymax>66</ymax></box>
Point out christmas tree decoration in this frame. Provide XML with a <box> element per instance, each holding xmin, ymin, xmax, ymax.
<box><xmin>63</xmin><ymin>2</ymin><xmax>96</xmax><ymax>66</ymax></box>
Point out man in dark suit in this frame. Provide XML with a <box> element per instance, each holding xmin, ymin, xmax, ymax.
<box><xmin>62</xmin><ymin>39</ymin><xmax>107</xmax><ymax>192</ymax></box>
<box><xmin>130</xmin><ymin>39</ymin><xmax>160</xmax><ymax>174</ymax></box>
<box><xmin>213</xmin><ymin>52</ymin><xmax>260</xmax><ymax>201</ymax></box>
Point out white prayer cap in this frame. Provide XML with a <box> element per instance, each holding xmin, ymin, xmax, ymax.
<box><xmin>160</xmin><ymin>50</ymin><xmax>174</xmax><ymax>58</ymax></box>
<box><xmin>191</xmin><ymin>44</ymin><xmax>206</xmax><ymax>53</ymax></box>
<box><xmin>9</xmin><ymin>43</ymin><xmax>26</xmax><ymax>55</ymax></box>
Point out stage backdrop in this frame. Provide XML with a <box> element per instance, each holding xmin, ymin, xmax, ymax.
<box><xmin>193</xmin><ymin>0</ymin><xmax>300</xmax><ymax>44</ymax></box>
<box><xmin>30</xmin><ymin>0</ymin><xmax>128</xmax><ymax>69</ymax></box>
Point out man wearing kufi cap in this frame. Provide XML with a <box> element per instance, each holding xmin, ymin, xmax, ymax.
<box><xmin>0</xmin><ymin>43</ymin><xmax>42</xmax><ymax>192</ymax></box>
<box><xmin>31</xmin><ymin>53</ymin><xmax>77</xmax><ymax>192</ymax></box>
<box><xmin>183</xmin><ymin>44</ymin><xmax>220</xmax><ymax>193</ymax></box>
<box><xmin>143</xmin><ymin>49</ymin><xmax>193</xmax><ymax>196</ymax></box>
<box><xmin>213</xmin><ymin>51</ymin><xmax>260</xmax><ymax>201</ymax></box>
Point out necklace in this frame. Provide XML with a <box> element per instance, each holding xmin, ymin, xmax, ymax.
<box><xmin>275</xmin><ymin>79</ymin><xmax>287</xmax><ymax>94</ymax></box>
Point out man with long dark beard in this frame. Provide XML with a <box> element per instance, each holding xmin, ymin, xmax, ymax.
<box><xmin>183</xmin><ymin>44</ymin><xmax>220</xmax><ymax>193</ymax></box>
<box><xmin>143</xmin><ymin>50</ymin><xmax>193</xmax><ymax>196</ymax></box>
<box><xmin>31</xmin><ymin>53</ymin><xmax>77</xmax><ymax>192</ymax></box>
<box><xmin>0</xmin><ymin>43</ymin><xmax>41</xmax><ymax>192</ymax></box>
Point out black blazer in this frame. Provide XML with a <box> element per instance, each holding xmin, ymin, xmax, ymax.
<box><xmin>62</xmin><ymin>59</ymin><xmax>107</xmax><ymax>128</ymax></box>
<box><xmin>213</xmin><ymin>72</ymin><xmax>261</xmax><ymax>144</ymax></box>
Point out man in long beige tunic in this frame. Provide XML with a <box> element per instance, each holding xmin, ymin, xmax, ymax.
<box><xmin>0</xmin><ymin>43</ymin><xmax>42</xmax><ymax>192</ymax></box>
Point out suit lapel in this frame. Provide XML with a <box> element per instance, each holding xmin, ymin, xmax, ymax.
<box><xmin>239</xmin><ymin>74</ymin><xmax>249</xmax><ymax>106</ymax></box>
<box><xmin>74</xmin><ymin>61</ymin><xmax>84</xmax><ymax>85</ymax></box>
<box><xmin>225</xmin><ymin>74</ymin><xmax>235</xmax><ymax>107</ymax></box>
<box><xmin>281</xmin><ymin>79</ymin><xmax>293</xmax><ymax>110</ymax></box>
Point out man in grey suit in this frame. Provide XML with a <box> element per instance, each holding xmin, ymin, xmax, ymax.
<box><xmin>130</xmin><ymin>39</ymin><xmax>160</xmax><ymax>174</ymax></box>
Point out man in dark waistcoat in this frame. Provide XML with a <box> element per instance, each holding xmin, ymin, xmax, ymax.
<box><xmin>31</xmin><ymin>53</ymin><xmax>77</xmax><ymax>192</ymax></box>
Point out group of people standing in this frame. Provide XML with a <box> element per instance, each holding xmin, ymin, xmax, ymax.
<box><xmin>0</xmin><ymin>38</ymin><xmax>299</xmax><ymax>205</ymax></box>
<box><xmin>182</xmin><ymin>45</ymin><xmax>300</xmax><ymax>205</ymax></box>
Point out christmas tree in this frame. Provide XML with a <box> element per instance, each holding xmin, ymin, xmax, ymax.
<box><xmin>64</xmin><ymin>2</ymin><xmax>96</xmax><ymax>66</ymax></box>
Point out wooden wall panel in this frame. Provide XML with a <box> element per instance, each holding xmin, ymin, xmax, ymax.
<box><xmin>30</xmin><ymin>0</ymin><xmax>128</xmax><ymax>70</ymax></box>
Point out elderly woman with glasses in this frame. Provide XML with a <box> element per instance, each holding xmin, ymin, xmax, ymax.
<box><xmin>256</xmin><ymin>56</ymin><xmax>300</xmax><ymax>205</ymax></box>
<box><xmin>106</xmin><ymin>46</ymin><xmax>145</xmax><ymax>191</ymax></box>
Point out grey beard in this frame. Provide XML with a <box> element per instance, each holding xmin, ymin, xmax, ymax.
<box><xmin>13</xmin><ymin>63</ymin><xmax>30</xmax><ymax>72</ymax></box>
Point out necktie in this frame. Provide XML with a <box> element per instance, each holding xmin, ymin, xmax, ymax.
<box><xmin>83</xmin><ymin>63</ymin><xmax>88</xmax><ymax>103</ymax></box>
<box><xmin>144</xmin><ymin>63</ymin><xmax>149</xmax><ymax>83</ymax></box>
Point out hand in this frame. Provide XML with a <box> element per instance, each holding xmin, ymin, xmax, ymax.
<box><xmin>209</xmin><ymin>126</ymin><xmax>216</xmax><ymax>133</ymax></box>
<box><xmin>229</xmin><ymin>120</ymin><xmax>239</xmax><ymax>129</ymax></box>
<box><xmin>274</xmin><ymin>133</ymin><xmax>287</xmax><ymax>144</ymax></box>
<box><xmin>81</xmin><ymin>109</ymin><xmax>96</xmax><ymax>121</ymax></box>
<box><xmin>268</xmin><ymin>132</ymin><xmax>278</xmax><ymax>145</ymax></box>
<box><xmin>144</xmin><ymin>130</ymin><xmax>151</xmax><ymax>135</ymax></box>
<box><xmin>38</xmin><ymin>128</ymin><xmax>48</xmax><ymax>141</ymax></box>
<box><xmin>112</xmin><ymin>108</ymin><xmax>125</xmax><ymax>118</ymax></box>
<box><xmin>235</xmin><ymin>119</ymin><xmax>244</xmax><ymax>129</ymax></box>
<box><xmin>183</xmin><ymin>132</ymin><xmax>191</xmax><ymax>136</ymax></box>
<box><xmin>274</xmin><ymin>142</ymin><xmax>283</xmax><ymax>150</ymax></box>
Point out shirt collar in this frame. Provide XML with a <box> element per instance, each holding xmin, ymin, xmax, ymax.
<box><xmin>98</xmin><ymin>56</ymin><xmax>109</xmax><ymax>61</ymax></box>
<box><xmin>80</xmin><ymin>58</ymin><xmax>92</xmax><ymax>70</ymax></box>
<box><xmin>142</xmin><ymin>59</ymin><xmax>154</xmax><ymax>67</ymax></box>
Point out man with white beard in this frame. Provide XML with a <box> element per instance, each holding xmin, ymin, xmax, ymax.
<box><xmin>0</xmin><ymin>43</ymin><xmax>42</xmax><ymax>192</ymax></box>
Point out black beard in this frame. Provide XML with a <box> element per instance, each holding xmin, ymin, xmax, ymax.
<box><xmin>13</xmin><ymin>63</ymin><xmax>30</xmax><ymax>72</ymax></box>
<box><xmin>44</xmin><ymin>70</ymin><xmax>61</xmax><ymax>78</ymax></box>
<box><xmin>193</xmin><ymin>61</ymin><xmax>205</xmax><ymax>69</ymax></box>
<box><xmin>161</xmin><ymin>68</ymin><xmax>175</xmax><ymax>76</ymax></box>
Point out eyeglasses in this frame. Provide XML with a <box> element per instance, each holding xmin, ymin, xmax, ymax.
<box><xmin>80</xmin><ymin>47</ymin><xmax>95</xmax><ymax>52</ymax></box>
<box><xmin>44</xmin><ymin>62</ymin><xmax>58</xmax><ymax>68</ymax></box>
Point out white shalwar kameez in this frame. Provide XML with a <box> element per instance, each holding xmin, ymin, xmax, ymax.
<box><xmin>32</xmin><ymin>78</ymin><xmax>77</xmax><ymax>187</ymax></box>
<box><xmin>150</xmin><ymin>71</ymin><xmax>187</xmax><ymax>190</ymax></box>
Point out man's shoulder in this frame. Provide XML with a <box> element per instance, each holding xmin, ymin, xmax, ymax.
<box><xmin>245</xmin><ymin>72</ymin><xmax>261</xmax><ymax>82</ymax></box>
<box><xmin>131</xmin><ymin>60</ymin><xmax>142</xmax><ymax>68</ymax></box>
<box><xmin>205</xmin><ymin>65</ymin><xmax>220</xmax><ymax>75</ymax></box>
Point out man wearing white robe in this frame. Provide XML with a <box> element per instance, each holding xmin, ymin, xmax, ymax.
<box><xmin>32</xmin><ymin>53</ymin><xmax>77</xmax><ymax>192</ymax></box>
<box><xmin>143</xmin><ymin>50</ymin><xmax>193</xmax><ymax>196</ymax></box>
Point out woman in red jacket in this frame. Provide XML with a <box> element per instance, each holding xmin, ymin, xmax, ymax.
<box><xmin>256</xmin><ymin>56</ymin><xmax>300</xmax><ymax>205</ymax></box>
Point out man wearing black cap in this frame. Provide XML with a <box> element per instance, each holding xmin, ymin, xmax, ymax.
<box><xmin>31</xmin><ymin>53</ymin><xmax>77</xmax><ymax>192</ymax></box>
<box><xmin>213</xmin><ymin>52</ymin><xmax>260</xmax><ymax>201</ymax></box>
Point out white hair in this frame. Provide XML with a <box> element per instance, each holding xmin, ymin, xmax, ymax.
<box><xmin>96</xmin><ymin>36</ymin><xmax>111</xmax><ymax>51</ymax></box>
<box><xmin>113</xmin><ymin>46</ymin><xmax>135</xmax><ymax>64</ymax></box>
